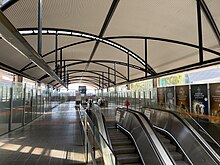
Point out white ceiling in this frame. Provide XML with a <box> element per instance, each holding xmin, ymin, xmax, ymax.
<box><xmin>0</xmin><ymin>0</ymin><xmax>220</xmax><ymax>88</ymax></box>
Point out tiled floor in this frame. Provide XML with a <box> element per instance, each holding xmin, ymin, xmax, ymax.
<box><xmin>0</xmin><ymin>102</ymin><xmax>85</xmax><ymax>165</ymax></box>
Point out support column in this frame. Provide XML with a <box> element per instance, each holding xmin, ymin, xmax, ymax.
<box><xmin>102</xmin><ymin>72</ymin><xmax>104</xmax><ymax>97</ymax></box>
<box><xmin>60</xmin><ymin>49</ymin><xmax>63</xmax><ymax>79</ymax></box>
<box><xmin>55</xmin><ymin>33</ymin><xmax>58</xmax><ymax>74</ymax></box>
<box><xmin>99</xmin><ymin>76</ymin><xmax>100</xmax><ymax>90</ymax></box>
<box><xmin>114</xmin><ymin>63</ymin><xmax>116</xmax><ymax>93</ymax></box>
<box><xmin>17</xmin><ymin>75</ymin><xmax>23</xmax><ymax>83</ymax></box>
<box><xmin>107</xmin><ymin>68</ymin><xmax>110</xmax><ymax>92</ymax></box>
<box><xmin>38</xmin><ymin>0</ymin><xmax>42</xmax><ymax>56</ymax></box>
<box><xmin>196</xmin><ymin>0</ymin><xmax>203</xmax><ymax>63</ymax></box>
<box><xmin>63</xmin><ymin>61</ymin><xmax>66</xmax><ymax>83</ymax></box>
<box><xmin>127</xmin><ymin>53</ymin><xmax>130</xmax><ymax>82</ymax></box>
<box><xmin>145</xmin><ymin>38</ymin><xmax>148</xmax><ymax>77</ymax></box>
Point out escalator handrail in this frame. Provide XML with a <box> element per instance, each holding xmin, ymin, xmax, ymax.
<box><xmin>117</xmin><ymin>107</ymin><xmax>174</xmax><ymax>165</ymax></box>
<box><xmin>102</xmin><ymin>113</ymin><xmax>113</xmax><ymax>149</ymax></box>
<box><xmin>141</xmin><ymin>106</ymin><xmax>220</xmax><ymax>163</ymax></box>
<box><xmin>85</xmin><ymin>111</ymin><xmax>117</xmax><ymax>156</ymax></box>
<box><xmin>125</xmin><ymin>107</ymin><xmax>192</xmax><ymax>165</ymax></box>
<box><xmin>144</xmin><ymin>103</ymin><xmax>220</xmax><ymax>149</ymax></box>
<box><xmin>175</xmin><ymin>110</ymin><xmax>220</xmax><ymax>149</ymax></box>
<box><xmin>153</xmin><ymin>125</ymin><xmax>193</xmax><ymax>165</ymax></box>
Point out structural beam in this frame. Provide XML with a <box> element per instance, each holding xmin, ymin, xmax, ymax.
<box><xmin>38</xmin><ymin>0</ymin><xmax>42</xmax><ymax>56</ymax></box>
<box><xmin>0</xmin><ymin>0</ymin><xmax>18</xmax><ymax>11</ymax></box>
<box><xmin>55</xmin><ymin>33</ymin><xmax>58</xmax><ymax>74</ymax></box>
<box><xmin>108</xmin><ymin>68</ymin><xmax>110</xmax><ymax>88</ymax></box>
<box><xmin>85</xmin><ymin>0</ymin><xmax>120</xmax><ymax>70</ymax></box>
<box><xmin>145</xmin><ymin>38</ymin><xmax>148</xmax><ymax>77</ymax></box>
<box><xmin>196</xmin><ymin>0</ymin><xmax>204</xmax><ymax>63</ymax></box>
<box><xmin>127</xmin><ymin>53</ymin><xmax>129</xmax><ymax>82</ymax></box>
<box><xmin>200</xmin><ymin>0</ymin><xmax>220</xmax><ymax>46</ymax></box>
<box><xmin>60</xmin><ymin>49</ymin><xmax>62</xmax><ymax>79</ymax></box>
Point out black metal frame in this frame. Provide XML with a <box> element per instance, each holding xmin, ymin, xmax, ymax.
<box><xmin>65</xmin><ymin>75</ymin><xmax>114</xmax><ymax>86</ymax></box>
<box><xmin>200</xmin><ymin>0</ymin><xmax>220</xmax><ymax>46</ymax></box>
<box><xmin>1</xmin><ymin>0</ymin><xmax>220</xmax><ymax>89</ymax></box>
<box><xmin>85</xmin><ymin>0</ymin><xmax>120</xmax><ymax>71</ymax></box>
<box><xmin>56</xmin><ymin>78</ymin><xmax>105</xmax><ymax>88</ymax></box>
<box><xmin>29</xmin><ymin>59</ymin><xmax>130</xmax><ymax>81</ymax></box>
<box><xmin>0</xmin><ymin>0</ymin><xmax>18</xmax><ymax>11</ymax></box>
<box><xmin>197</xmin><ymin>0</ymin><xmax>204</xmax><ymax>64</ymax></box>
<box><xmin>18</xmin><ymin>28</ymin><xmax>149</xmax><ymax>70</ymax></box>
<box><xmin>38</xmin><ymin>0</ymin><xmax>42</xmax><ymax>56</ymax></box>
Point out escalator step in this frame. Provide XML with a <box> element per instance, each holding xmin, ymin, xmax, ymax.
<box><xmin>160</xmin><ymin>137</ymin><xmax>170</xmax><ymax>144</ymax></box>
<box><xmin>106</xmin><ymin>121</ymin><xmax>116</xmax><ymax>127</ymax></box>
<box><xmin>121</xmin><ymin>162</ymin><xmax>142</xmax><ymax>165</ymax></box>
<box><xmin>113</xmin><ymin>145</ymin><xmax>136</xmax><ymax>154</ymax></box>
<box><xmin>164</xmin><ymin>143</ymin><xmax>176</xmax><ymax>152</ymax></box>
<box><xmin>117</xmin><ymin>153</ymin><xmax>141</xmax><ymax>164</ymax></box>
<box><xmin>175</xmin><ymin>160</ymin><xmax>189</xmax><ymax>165</ymax></box>
<box><xmin>157</xmin><ymin>133</ymin><xmax>166</xmax><ymax>138</ymax></box>
<box><xmin>109</xmin><ymin>132</ymin><xmax>125</xmax><ymax>136</ymax></box>
<box><xmin>109</xmin><ymin>134</ymin><xmax>129</xmax><ymax>140</ymax></box>
<box><xmin>170</xmin><ymin>151</ymin><xmax>183</xmax><ymax>161</ymax></box>
<box><xmin>112</xmin><ymin>139</ymin><xmax>132</xmax><ymax>146</ymax></box>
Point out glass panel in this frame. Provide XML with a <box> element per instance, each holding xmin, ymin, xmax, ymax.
<box><xmin>24</xmin><ymin>86</ymin><xmax>32</xmax><ymax>124</ymax></box>
<box><xmin>0</xmin><ymin>85</ymin><xmax>10</xmax><ymax>134</ymax></box>
<box><xmin>32</xmin><ymin>88</ymin><xmax>37</xmax><ymax>119</ymax></box>
<box><xmin>37</xmin><ymin>88</ymin><xmax>41</xmax><ymax>117</ymax></box>
<box><xmin>11</xmin><ymin>83</ymin><xmax>23</xmax><ymax>130</ymax></box>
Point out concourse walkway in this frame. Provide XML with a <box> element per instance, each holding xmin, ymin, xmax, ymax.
<box><xmin>0</xmin><ymin>102</ymin><xmax>85</xmax><ymax>165</ymax></box>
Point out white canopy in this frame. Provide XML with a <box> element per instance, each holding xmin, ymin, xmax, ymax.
<box><xmin>0</xmin><ymin>0</ymin><xmax>220</xmax><ymax>88</ymax></box>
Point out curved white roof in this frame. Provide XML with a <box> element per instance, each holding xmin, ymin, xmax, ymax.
<box><xmin>0</xmin><ymin>0</ymin><xmax>220</xmax><ymax>88</ymax></box>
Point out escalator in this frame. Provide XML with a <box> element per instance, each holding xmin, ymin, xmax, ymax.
<box><xmin>140</xmin><ymin>107</ymin><xmax>220</xmax><ymax>165</ymax></box>
<box><xmin>108</xmin><ymin>127</ymin><xmax>142</xmax><ymax>164</ymax></box>
<box><xmin>156</xmin><ymin>130</ymin><xmax>189</xmax><ymax>165</ymax></box>
<box><xmin>87</xmin><ymin>105</ymin><xmax>174</xmax><ymax>165</ymax></box>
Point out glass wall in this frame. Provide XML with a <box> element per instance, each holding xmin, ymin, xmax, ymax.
<box><xmin>0</xmin><ymin>84</ymin><xmax>11</xmax><ymax>134</ymax></box>
<box><xmin>24</xmin><ymin>85</ymin><xmax>32</xmax><ymax>124</ymax></box>
<box><xmin>11</xmin><ymin>82</ymin><xmax>23</xmax><ymax>130</ymax></box>
<box><xmin>0</xmin><ymin>82</ymin><xmax>62</xmax><ymax>135</ymax></box>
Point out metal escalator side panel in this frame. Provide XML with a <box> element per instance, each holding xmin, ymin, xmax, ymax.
<box><xmin>116</xmin><ymin>109</ymin><xmax>174</xmax><ymax>165</ymax></box>
<box><xmin>137</xmin><ymin>114</ymin><xmax>175</xmax><ymax>165</ymax></box>
<box><xmin>149</xmin><ymin>109</ymin><xmax>220</xmax><ymax>165</ymax></box>
<box><xmin>85</xmin><ymin>109</ymin><xmax>116</xmax><ymax>165</ymax></box>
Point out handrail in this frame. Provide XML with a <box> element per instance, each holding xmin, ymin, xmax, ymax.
<box><xmin>174</xmin><ymin>110</ymin><xmax>220</xmax><ymax>149</ymax></box>
<box><xmin>116</xmin><ymin>107</ymin><xmax>174</xmax><ymax>165</ymax></box>
<box><xmin>143</xmin><ymin>103</ymin><xmax>220</xmax><ymax>149</ymax></box>
<box><xmin>154</xmin><ymin>126</ymin><xmax>193</xmax><ymax>165</ymax></box>
<box><xmin>102</xmin><ymin>114</ymin><xmax>112</xmax><ymax>149</ymax></box>
<box><xmin>85</xmin><ymin>111</ymin><xmax>117</xmax><ymax>165</ymax></box>
<box><xmin>145</xmin><ymin>104</ymin><xmax>220</xmax><ymax>147</ymax></box>
<box><xmin>141</xmin><ymin>106</ymin><xmax>220</xmax><ymax>164</ymax></box>
<box><xmin>85</xmin><ymin>112</ymin><xmax>115</xmax><ymax>155</ymax></box>
<box><xmin>125</xmin><ymin>108</ymin><xmax>176</xmax><ymax>164</ymax></box>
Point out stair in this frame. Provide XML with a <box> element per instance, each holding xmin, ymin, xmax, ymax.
<box><xmin>157</xmin><ymin>131</ymin><xmax>189</xmax><ymax>165</ymax></box>
<box><xmin>108</xmin><ymin>127</ymin><xmax>142</xmax><ymax>165</ymax></box>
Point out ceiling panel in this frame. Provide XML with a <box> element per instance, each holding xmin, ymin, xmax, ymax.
<box><xmin>148</xmin><ymin>40</ymin><xmax>199</xmax><ymax>73</ymax></box>
<box><xmin>202</xmin><ymin>11</ymin><xmax>220</xmax><ymax>49</ymax></box>
<box><xmin>0</xmin><ymin>0</ymin><xmax>219</xmax><ymax>88</ymax></box>
<box><xmin>0</xmin><ymin>40</ymin><xmax>31</xmax><ymax>70</ymax></box>
<box><xmin>93</xmin><ymin>42</ymin><xmax>127</xmax><ymax>62</ymax></box>
<box><xmin>129</xmin><ymin>68</ymin><xmax>145</xmax><ymax>81</ymax></box>
<box><xmin>204</xmin><ymin>0</ymin><xmax>220</xmax><ymax>35</ymax></box>
<box><xmin>105</xmin><ymin>0</ymin><xmax>198</xmax><ymax>44</ymax></box>
<box><xmin>3</xmin><ymin>0</ymin><xmax>112</xmax><ymax>35</ymax></box>
<box><xmin>110</xmin><ymin>39</ymin><xmax>145</xmax><ymax>67</ymax></box>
